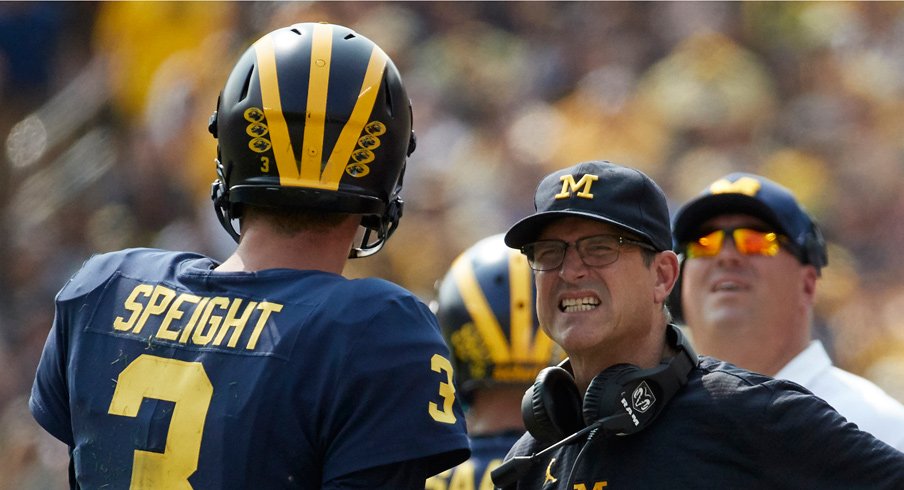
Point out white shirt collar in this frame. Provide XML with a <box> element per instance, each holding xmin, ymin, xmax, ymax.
<box><xmin>774</xmin><ymin>340</ymin><xmax>832</xmax><ymax>386</ymax></box>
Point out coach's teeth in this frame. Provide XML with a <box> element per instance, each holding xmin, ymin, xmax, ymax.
<box><xmin>560</xmin><ymin>297</ymin><xmax>600</xmax><ymax>312</ymax></box>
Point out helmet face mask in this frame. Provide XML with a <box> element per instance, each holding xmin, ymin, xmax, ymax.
<box><xmin>210</xmin><ymin>23</ymin><xmax>415</xmax><ymax>257</ymax></box>
<box><xmin>435</xmin><ymin>234</ymin><xmax>562</xmax><ymax>404</ymax></box>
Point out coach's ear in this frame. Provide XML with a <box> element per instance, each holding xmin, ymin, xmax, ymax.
<box><xmin>801</xmin><ymin>264</ymin><xmax>818</xmax><ymax>307</ymax></box>
<box><xmin>667</xmin><ymin>255</ymin><xmax>685</xmax><ymax>324</ymax></box>
<box><xmin>653</xmin><ymin>250</ymin><xmax>679</xmax><ymax>306</ymax></box>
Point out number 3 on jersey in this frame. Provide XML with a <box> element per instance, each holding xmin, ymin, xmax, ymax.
<box><xmin>108</xmin><ymin>355</ymin><xmax>213</xmax><ymax>489</ymax></box>
<box><xmin>429</xmin><ymin>353</ymin><xmax>457</xmax><ymax>424</ymax></box>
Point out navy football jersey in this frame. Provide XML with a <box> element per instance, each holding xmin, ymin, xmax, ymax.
<box><xmin>426</xmin><ymin>432</ymin><xmax>521</xmax><ymax>490</ymax></box>
<box><xmin>30</xmin><ymin>248</ymin><xmax>470</xmax><ymax>488</ymax></box>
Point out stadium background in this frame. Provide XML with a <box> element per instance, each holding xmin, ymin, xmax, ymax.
<box><xmin>3</xmin><ymin>2</ymin><xmax>904</xmax><ymax>486</ymax></box>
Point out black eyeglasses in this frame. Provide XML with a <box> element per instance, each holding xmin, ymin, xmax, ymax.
<box><xmin>520</xmin><ymin>234</ymin><xmax>658</xmax><ymax>271</ymax></box>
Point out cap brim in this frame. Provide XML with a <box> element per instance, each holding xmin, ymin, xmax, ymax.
<box><xmin>504</xmin><ymin>210</ymin><xmax>659</xmax><ymax>249</ymax></box>
<box><xmin>673</xmin><ymin>194</ymin><xmax>789</xmax><ymax>243</ymax></box>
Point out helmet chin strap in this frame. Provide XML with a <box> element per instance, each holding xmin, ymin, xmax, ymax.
<box><xmin>212</xmin><ymin>190</ymin><xmax>241</xmax><ymax>243</ymax></box>
<box><xmin>211</xmin><ymin>159</ymin><xmax>241</xmax><ymax>243</ymax></box>
<box><xmin>349</xmin><ymin>226</ymin><xmax>385</xmax><ymax>258</ymax></box>
<box><xmin>348</xmin><ymin>197</ymin><xmax>403</xmax><ymax>259</ymax></box>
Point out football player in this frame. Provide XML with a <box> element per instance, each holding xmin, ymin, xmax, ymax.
<box><xmin>30</xmin><ymin>22</ymin><xmax>470</xmax><ymax>489</ymax></box>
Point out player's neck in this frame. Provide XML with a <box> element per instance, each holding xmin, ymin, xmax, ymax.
<box><xmin>466</xmin><ymin>386</ymin><xmax>528</xmax><ymax>436</ymax></box>
<box><xmin>216</xmin><ymin>223</ymin><xmax>356</xmax><ymax>274</ymax></box>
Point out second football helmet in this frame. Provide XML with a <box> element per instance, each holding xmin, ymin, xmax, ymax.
<box><xmin>209</xmin><ymin>22</ymin><xmax>415</xmax><ymax>257</ymax></box>
<box><xmin>435</xmin><ymin>234</ymin><xmax>561</xmax><ymax>403</ymax></box>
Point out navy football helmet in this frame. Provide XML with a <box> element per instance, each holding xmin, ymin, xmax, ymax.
<box><xmin>209</xmin><ymin>22</ymin><xmax>415</xmax><ymax>257</ymax></box>
<box><xmin>434</xmin><ymin>234</ymin><xmax>562</xmax><ymax>403</ymax></box>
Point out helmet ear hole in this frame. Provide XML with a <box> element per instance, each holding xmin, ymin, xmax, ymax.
<box><xmin>238</xmin><ymin>65</ymin><xmax>254</xmax><ymax>101</ymax></box>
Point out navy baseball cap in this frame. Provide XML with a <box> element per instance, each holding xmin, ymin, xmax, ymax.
<box><xmin>504</xmin><ymin>161</ymin><xmax>672</xmax><ymax>251</ymax></box>
<box><xmin>672</xmin><ymin>173</ymin><xmax>827</xmax><ymax>271</ymax></box>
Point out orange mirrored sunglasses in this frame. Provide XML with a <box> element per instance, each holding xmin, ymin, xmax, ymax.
<box><xmin>684</xmin><ymin>228</ymin><xmax>792</xmax><ymax>259</ymax></box>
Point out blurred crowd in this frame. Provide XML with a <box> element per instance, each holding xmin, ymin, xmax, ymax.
<box><xmin>3</xmin><ymin>2</ymin><xmax>904</xmax><ymax>486</ymax></box>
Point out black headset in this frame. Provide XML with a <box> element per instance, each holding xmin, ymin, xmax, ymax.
<box><xmin>492</xmin><ymin>324</ymin><xmax>698</xmax><ymax>488</ymax></box>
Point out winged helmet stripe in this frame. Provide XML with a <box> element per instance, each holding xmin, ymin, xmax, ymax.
<box><xmin>508</xmin><ymin>250</ymin><xmax>533</xmax><ymax>362</ymax></box>
<box><xmin>253</xmin><ymin>24</ymin><xmax>388</xmax><ymax>190</ymax></box>
<box><xmin>450</xmin><ymin>253</ymin><xmax>512</xmax><ymax>363</ymax></box>
<box><xmin>321</xmin><ymin>46</ymin><xmax>388</xmax><ymax>186</ymax></box>
<box><xmin>254</xmin><ymin>35</ymin><xmax>305</xmax><ymax>186</ymax></box>
<box><xmin>299</xmin><ymin>24</ymin><xmax>332</xmax><ymax>184</ymax></box>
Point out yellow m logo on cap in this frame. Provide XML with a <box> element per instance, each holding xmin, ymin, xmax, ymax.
<box><xmin>709</xmin><ymin>176</ymin><xmax>762</xmax><ymax>197</ymax></box>
<box><xmin>555</xmin><ymin>174</ymin><xmax>599</xmax><ymax>200</ymax></box>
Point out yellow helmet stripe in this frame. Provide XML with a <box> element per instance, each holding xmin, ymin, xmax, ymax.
<box><xmin>255</xmin><ymin>35</ymin><xmax>302</xmax><ymax>185</ymax></box>
<box><xmin>299</xmin><ymin>23</ymin><xmax>333</xmax><ymax>184</ymax></box>
<box><xmin>508</xmin><ymin>250</ymin><xmax>533</xmax><ymax>362</ymax></box>
<box><xmin>301</xmin><ymin>24</ymin><xmax>339</xmax><ymax>188</ymax></box>
<box><xmin>530</xmin><ymin>318</ymin><xmax>555</xmax><ymax>361</ymax></box>
<box><xmin>254</xmin><ymin>25</ymin><xmax>389</xmax><ymax>191</ymax></box>
<box><xmin>321</xmin><ymin>46</ymin><xmax>388</xmax><ymax>186</ymax></box>
<box><xmin>508</xmin><ymin>250</ymin><xmax>556</xmax><ymax>363</ymax></box>
<box><xmin>450</xmin><ymin>254</ymin><xmax>511</xmax><ymax>363</ymax></box>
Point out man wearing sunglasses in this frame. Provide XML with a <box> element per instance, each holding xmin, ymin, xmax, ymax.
<box><xmin>673</xmin><ymin>172</ymin><xmax>904</xmax><ymax>451</ymax></box>
<box><xmin>493</xmin><ymin>161</ymin><xmax>904</xmax><ymax>489</ymax></box>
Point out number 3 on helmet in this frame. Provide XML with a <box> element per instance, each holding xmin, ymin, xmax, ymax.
<box><xmin>209</xmin><ymin>22</ymin><xmax>416</xmax><ymax>258</ymax></box>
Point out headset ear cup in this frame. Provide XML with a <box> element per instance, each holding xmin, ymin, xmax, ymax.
<box><xmin>521</xmin><ymin>367</ymin><xmax>584</xmax><ymax>446</ymax></box>
<box><xmin>582</xmin><ymin>364</ymin><xmax>638</xmax><ymax>428</ymax></box>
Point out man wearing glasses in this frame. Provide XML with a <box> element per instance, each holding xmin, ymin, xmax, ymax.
<box><xmin>673</xmin><ymin>172</ymin><xmax>904</xmax><ymax>451</ymax></box>
<box><xmin>492</xmin><ymin>161</ymin><xmax>904</xmax><ymax>489</ymax></box>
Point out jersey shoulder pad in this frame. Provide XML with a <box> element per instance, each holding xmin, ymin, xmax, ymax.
<box><xmin>57</xmin><ymin>248</ymin><xmax>206</xmax><ymax>301</ymax></box>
